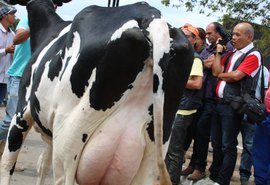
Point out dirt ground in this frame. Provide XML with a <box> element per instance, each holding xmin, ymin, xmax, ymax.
<box><xmin>0</xmin><ymin>107</ymin><xmax>254</xmax><ymax>185</ymax></box>
<box><xmin>183</xmin><ymin>142</ymin><xmax>255</xmax><ymax>185</ymax></box>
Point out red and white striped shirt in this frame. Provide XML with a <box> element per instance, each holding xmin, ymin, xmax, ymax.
<box><xmin>216</xmin><ymin>43</ymin><xmax>261</xmax><ymax>98</ymax></box>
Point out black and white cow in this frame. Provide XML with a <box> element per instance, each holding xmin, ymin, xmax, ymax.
<box><xmin>0</xmin><ymin>0</ymin><xmax>193</xmax><ymax>184</ymax></box>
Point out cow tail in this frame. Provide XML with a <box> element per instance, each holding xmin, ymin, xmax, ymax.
<box><xmin>148</xmin><ymin>18</ymin><xmax>172</xmax><ymax>185</ymax></box>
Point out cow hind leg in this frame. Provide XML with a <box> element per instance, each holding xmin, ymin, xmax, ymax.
<box><xmin>52</xmin><ymin>153</ymin><xmax>76</xmax><ymax>185</ymax></box>
<box><xmin>52</xmin><ymin>139</ymin><xmax>78</xmax><ymax>185</ymax></box>
<box><xmin>0</xmin><ymin>111</ymin><xmax>33</xmax><ymax>185</ymax></box>
<box><xmin>36</xmin><ymin>141</ymin><xmax>52</xmax><ymax>185</ymax></box>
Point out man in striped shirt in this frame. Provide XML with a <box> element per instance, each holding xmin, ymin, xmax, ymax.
<box><xmin>211</xmin><ymin>22</ymin><xmax>261</xmax><ymax>185</ymax></box>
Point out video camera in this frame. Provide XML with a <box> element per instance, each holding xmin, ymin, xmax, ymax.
<box><xmin>214</xmin><ymin>22</ymin><xmax>231</xmax><ymax>45</ymax></box>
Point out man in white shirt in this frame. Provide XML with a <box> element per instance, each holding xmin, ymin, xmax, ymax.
<box><xmin>0</xmin><ymin>5</ymin><xmax>16</xmax><ymax>105</ymax></box>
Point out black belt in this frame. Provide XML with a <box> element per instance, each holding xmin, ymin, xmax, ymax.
<box><xmin>213</xmin><ymin>97</ymin><xmax>227</xmax><ymax>104</ymax></box>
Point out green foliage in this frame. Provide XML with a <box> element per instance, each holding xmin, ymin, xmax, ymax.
<box><xmin>161</xmin><ymin>0</ymin><xmax>270</xmax><ymax>26</ymax></box>
<box><xmin>161</xmin><ymin>0</ymin><xmax>170</xmax><ymax>6</ymax></box>
<box><xmin>10</xmin><ymin>18</ymin><xmax>20</xmax><ymax>32</ymax></box>
<box><xmin>253</xmin><ymin>26</ymin><xmax>270</xmax><ymax>57</ymax></box>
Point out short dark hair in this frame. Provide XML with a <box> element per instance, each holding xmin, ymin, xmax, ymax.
<box><xmin>197</xmin><ymin>27</ymin><xmax>206</xmax><ymax>42</ymax></box>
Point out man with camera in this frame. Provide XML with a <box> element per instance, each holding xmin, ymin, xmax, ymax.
<box><xmin>211</xmin><ymin>22</ymin><xmax>261</xmax><ymax>185</ymax></box>
<box><xmin>181</xmin><ymin>22</ymin><xmax>233</xmax><ymax>181</ymax></box>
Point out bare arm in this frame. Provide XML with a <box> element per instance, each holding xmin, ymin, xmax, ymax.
<box><xmin>212</xmin><ymin>42</ymin><xmax>247</xmax><ymax>82</ymax></box>
<box><xmin>13</xmin><ymin>28</ymin><xmax>30</xmax><ymax>45</ymax></box>
<box><xmin>218</xmin><ymin>70</ymin><xmax>247</xmax><ymax>82</ymax></box>
<box><xmin>212</xmin><ymin>44</ymin><xmax>224</xmax><ymax>76</ymax></box>
<box><xmin>186</xmin><ymin>75</ymin><xmax>203</xmax><ymax>90</ymax></box>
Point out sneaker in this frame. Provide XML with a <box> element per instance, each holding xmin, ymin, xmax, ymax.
<box><xmin>187</xmin><ymin>169</ymin><xmax>206</xmax><ymax>181</ymax></box>
<box><xmin>181</xmin><ymin>165</ymin><xmax>194</xmax><ymax>176</ymax></box>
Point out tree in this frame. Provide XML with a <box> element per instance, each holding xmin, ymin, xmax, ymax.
<box><xmin>161</xmin><ymin>0</ymin><xmax>270</xmax><ymax>26</ymax></box>
<box><xmin>161</xmin><ymin>0</ymin><xmax>270</xmax><ymax>65</ymax></box>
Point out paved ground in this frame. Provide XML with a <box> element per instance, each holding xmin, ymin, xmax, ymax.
<box><xmin>0</xmin><ymin>107</ymin><xmax>254</xmax><ymax>185</ymax></box>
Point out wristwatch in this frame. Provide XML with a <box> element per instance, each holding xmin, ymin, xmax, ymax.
<box><xmin>215</xmin><ymin>51</ymin><xmax>223</xmax><ymax>55</ymax></box>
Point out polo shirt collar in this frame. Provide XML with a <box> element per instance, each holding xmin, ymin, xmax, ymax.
<box><xmin>0</xmin><ymin>23</ymin><xmax>8</xmax><ymax>33</ymax></box>
<box><xmin>233</xmin><ymin>43</ymin><xmax>254</xmax><ymax>54</ymax></box>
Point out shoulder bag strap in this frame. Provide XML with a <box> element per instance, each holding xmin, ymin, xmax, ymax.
<box><xmin>249</xmin><ymin>48</ymin><xmax>264</xmax><ymax>101</ymax></box>
<box><xmin>260</xmin><ymin>58</ymin><xmax>265</xmax><ymax>102</ymax></box>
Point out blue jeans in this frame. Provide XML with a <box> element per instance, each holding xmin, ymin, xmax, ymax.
<box><xmin>253</xmin><ymin>115</ymin><xmax>270</xmax><ymax>185</ymax></box>
<box><xmin>239</xmin><ymin>115</ymin><xmax>255</xmax><ymax>181</ymax></box>
<box><xmin>209</xmin><ymin>103</ymin><xmax>241</xmax><ymax>185</ymax></box>
<box><xmin>0</xmin><ymin>83</ymin><xmax>7</xmax><ymax>104</ymax></box>
<box><xmin>0</xmin><ymin>77</ymin><xmax>21</xmax><ymax>140</ymax></box>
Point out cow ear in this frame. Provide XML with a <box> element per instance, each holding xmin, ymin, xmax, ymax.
<box><xmin>2</xmin><ymin>0</ymin><xmax>29</xmax><ymax>5</ymax></box>
<box><xmin>52</xmin><ymin>0</ymin><xmax>72</xmax><ymax>6</ymax></box>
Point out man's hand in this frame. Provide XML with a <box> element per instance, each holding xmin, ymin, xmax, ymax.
<box><xmin>204</xmin><ymin>54</ymin><xmax>215</xmax><ymax>69</ymax></box>
<box><xmin>216</xmin><ymin>38</ymin><xmax>225</xmax><ymax>54</ymax></box>
<box><xmin>5</xmin><ymin>45</ymin><xmax>15</xmax><ymax>54</ymax></box>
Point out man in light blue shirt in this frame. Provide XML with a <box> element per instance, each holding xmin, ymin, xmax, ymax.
<box><xmin>0</xmin><ymin>16</ymin><xmax>30</xmax><ymax>141</ymax></box>
<box><xmin>7</xmin><ymin>17</ymin><xmax>30</xmax><ymax>79</ymax></box>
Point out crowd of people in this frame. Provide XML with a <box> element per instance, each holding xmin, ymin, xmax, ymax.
<box><xmin>165</xmin><ymin>21</ymin><xmax>270</xmax><ymax>185</ymax></box>
<box><xmin>0</xmin><ymin>2</ymin><xmax>269</xmax><ymax>185</ymax></box>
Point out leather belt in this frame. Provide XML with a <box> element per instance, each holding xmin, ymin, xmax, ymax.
<box><xmin>214</xmin><ymin>97</ymin><xmax>227</xmax><ymax>104</ymax></box>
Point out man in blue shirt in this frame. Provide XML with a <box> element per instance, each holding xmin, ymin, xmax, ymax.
<box><xmin>0</xmin><ymin>16</ymin><xmax>30</xmax><ymax>142</ymax></box>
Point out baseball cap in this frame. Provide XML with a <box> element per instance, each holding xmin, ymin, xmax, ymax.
<box><xmin>0</xmin><ymin>5</ymin><xmax>17</xmax><ymax>19</ymax></box>
<box><xmin>181</xmin><ymin>24</ymin><xmax>199</xmax><ymax>38</ymax></box>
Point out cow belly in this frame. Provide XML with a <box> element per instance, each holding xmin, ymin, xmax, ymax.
<box><xmin>76</xmin><ymin>107</ymin><xmax>149</xmax><ymax>185</ymax></box>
